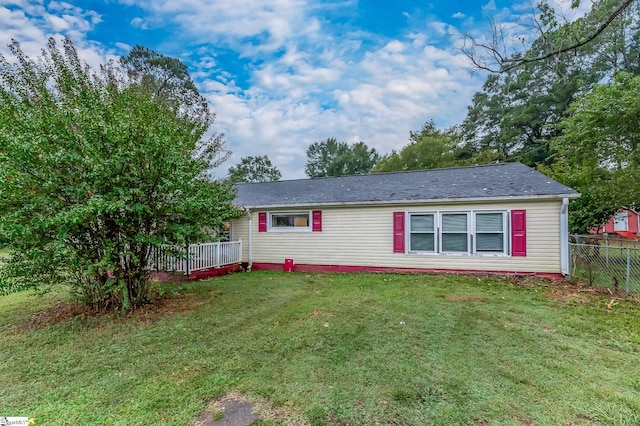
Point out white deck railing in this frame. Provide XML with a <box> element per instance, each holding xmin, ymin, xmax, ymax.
<box><xmin>150</xmin><ymin>240</ymin><xmax>242</xmax><ymax>274</ymax></box>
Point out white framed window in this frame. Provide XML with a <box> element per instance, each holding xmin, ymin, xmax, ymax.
<box><xmin>474</xmin><ymin>212</ymin><xmax>507</xmax><ymax>254</ymax></box>
<box><xmin>407</xmin><ymin>210</ymin><xmax>509</xmax><ymax>256</ymax></box>
<box><xmin>614</xmin><ymin>210</ymin><xmax>628</xmax><ymax>231</ymax></box>
<box><xmin>441</xmin><ymin>213</ymin><xmax>469</xmax><ymax>253</ymax></box>
<box><xmin>409</xmin><ymin>213</ymin><xmax>436</xmax><ymax>252</ymax></box>
<box><xmin>268</xmin><ymin>211</ymin><xmax>311</xmax><ymax>232</ymax></box>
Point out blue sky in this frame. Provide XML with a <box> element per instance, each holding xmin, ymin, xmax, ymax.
<box><xmin>0</xmin><ymin>0</ymin><xmax>589</xmax><ymax>179</ymax></box>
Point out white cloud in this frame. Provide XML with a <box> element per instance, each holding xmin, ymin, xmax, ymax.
<box><xmin>452</xmin><ymin>12</ymin><xmax>465</xmax><ymax>19</ymax></box>
<box><xmin>383</xmin><ymin>40</ymin><xmax>405</xmax><ymax>53</ymax></box>
<box><xmin>202</xmin><ymin>27</ymin><xmax>482</xmax><ymax>178</ymax></box>
<box><xmin>46</xmin><ymin>14</ymin><xmax>70</xmax><ymax>31</ymax></box>
<box><xmin>0</xmin><ymin>1</ymin><xmax>106</xmax><ymax>63</ymax></box>
<box><xmin>122</xmin><ymin>0</ymin><xmax>316</xmax><ymax>56</ymax></box>
<box><xmin>482</xmin><ymin>0</ymin><xmax>497</xmax><ymax>13</ymax></box>
<box><xmin>130</xmin><ymin>17</ymin><xmax>148</xmax><ymax>30</ymax></box>
<box><xmin>3</xmin><ymin>0</ymin><xmax>489</xmax><ymax>180</ymax></box>
<box><xmin>114</xmin><ymin>41</ymin><xmax>132</xmax><ymax>52</ymax></box>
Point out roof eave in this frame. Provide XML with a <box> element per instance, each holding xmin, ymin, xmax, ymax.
<box><xmin>237</xmin><ymin>193</ymin><xmax>581</xmax><ymax>210</ymax></box>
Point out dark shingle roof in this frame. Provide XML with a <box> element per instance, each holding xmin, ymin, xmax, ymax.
<box><xmin>234</xmin><ymin>162</ymin><xmax>579</xmax><ymax>208</ymax></box>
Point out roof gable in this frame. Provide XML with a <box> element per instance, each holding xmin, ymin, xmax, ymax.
<box><xmin>234</xmin><ymin>162</ymin><xmax>579</xmax><ymax>208</ymax></box>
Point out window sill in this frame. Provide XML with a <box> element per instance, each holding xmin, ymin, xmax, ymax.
<box><xmin>267</xmin><ymin>228</ymin><xmax>312</xmax><ymax>233</ymax></box>
<box><xmin>406</xmin><ymin>251</ymin><xmax>509</xmax><ymax>257</ymax></box>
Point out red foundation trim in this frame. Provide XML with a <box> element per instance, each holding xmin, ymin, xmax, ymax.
<box><xmin>151</xmin><ymin>263</ymin><xmax>242</xmax><ymax>282</ymax></box>
<box><xmin>250</xmin><ymin>262</ymin><xmax>563</xmax><ymax>279</ymax></box>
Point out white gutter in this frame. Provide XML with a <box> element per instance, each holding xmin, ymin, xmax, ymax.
<box><xmin>560</xmin><ymin>197</ymin><xmax>570</xmax><ymax>275</ymax></box>
<box><xmin>246</xmin><ymin>208</ymin><xmax>253</xmax><ymax>271</ymax></box>
<box><xmin>240</xmin><ymin>193</ymin><xmax>581</xmax><ymax>210</ymax></box>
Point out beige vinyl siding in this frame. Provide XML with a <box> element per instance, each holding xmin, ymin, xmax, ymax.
<box><xmin>233</xmin><ymin>199</ymin><xmax>563</xmax><ymax>274</ymax></box>
<box><xmin>231</xmin><ymin>213</ymin><xmax>250</xmax><ymax>261</ymax></box>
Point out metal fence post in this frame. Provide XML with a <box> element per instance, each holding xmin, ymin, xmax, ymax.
<box><xmin>626</xmin><ymin>248</ymin><xmax>631</xmax><ymax>295</ymax></box>
<box><xmin>568</xmin><ymin>244</ymin><xmax>573</xmax><ymax>280</ymax></box>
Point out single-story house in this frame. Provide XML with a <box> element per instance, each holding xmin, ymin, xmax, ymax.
<box><xmin>592</xmin><ymin>208</ymin><xmax>639</xmax><ymax>239</ymax></box>
<box><xmin>230</xmin><ymin>162</ymin><xmax>580</xmax><ymax>278</ymax></box>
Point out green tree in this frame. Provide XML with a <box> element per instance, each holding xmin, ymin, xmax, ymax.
<box><xmin>305</xmin><ymin>138</ymin><xmax>379</xmax><ymax>178</ymax></box>
<box><xmin>461</xmin><ymin>64</ymin><xmax>583</xmax><ymax>167</ymax></box>
<box><xmin>374</xmin><ymin>121</ymin><xmax>461</xmax><ymax>172</ymax></box>
<box><xmin>545</xmin><ymin>72</ymin><xmax>640</xmax><ymax>232</ymax></box>
<box><xmin>120</xmin><ymin>45</ymin><xmax>208</xmax><ymax>117</ymax></box>
<box><xmin>228</xmin><ymin>155</ymin><xmax>282</xmax><ymax>183</ymax></box>
<box><xmin>461</xmin><ymin>0</ymin><xmax>640</xmax><ymax>168</ymax></box>
<box><xmin>462</xmin><ymin>0</ymin><xmax>638</xmax><ymax>73</ymax></box>
<box><xmin>0</xmin><ymin>38</ymin><xmax>239</xmax><ymax>308</ymax></box>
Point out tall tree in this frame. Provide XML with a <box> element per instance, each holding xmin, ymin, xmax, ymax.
<box><xmin>120</xmin><ymin>44</ymin><xmax>229</xmax><ymax>163</ymax></box>
<box><xmin>462</xmin><ymin>0</ymin><xmax>638</xmax><ymax>73</ymax></box>
<box><xmin>120</xmin><ymin>45</ymin><xmax>207</xmax><ymax>117</ymax></box>
<box><xmin>461</xmin><ymin>61</ymin><xmax>583</xmax><ymax>167</ymax></box>
<box><xmin>374</xmin><ymin>121</ymin><xmax>461</xmax><ymax>172</ymax></box>
<box><xmin>0</xmin><ymin>39</ymin><xmax>239</xmax><ymax>308</ymax></box>
<box><xmin>461</xmin><ymin>0</ymin><xmax>640</xmax><ymax>167</ymax></box>
<box><xmin>305</xmin><ymin>138</ymin><xmax>379</xmax><ymax>178</ymax></box>
<box><xmin>545</xmin><ymin>72</ymin><xmax>640</xmax><ymax>232</ymax></box>
<box><xmin>227</xmin><ymin>155</ymin><xmax>282</xmax><ymax>183</ymax></box>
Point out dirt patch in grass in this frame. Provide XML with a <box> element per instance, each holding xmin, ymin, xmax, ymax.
<box><xmin>443</xmin><ymin>294</ymin><xmax>488</xmax><ymax>302</ymax></box>
<box><xmin>541</xmin><ymin>281</ymin><xmax>636</xmax><ymax>305</ymax></box>
<box><xmin>482</xmin><ymin>274</ymin><xmax>640</xmax><ymax>308</ymax></box>
<box><xmin>576</xmin><ymin>413</ymin><xmax>596</xmax><ymax>423</ymax></box>
<box><xmin>549</xmin><ymin>291</ymin><xmax>591</xmax><ymax>305</ymax></box>
<box><xmin>20</xmin><ymin>290</ymin><xmax>201</xmax><ymax>330</ymax></box>
<box><xmin>501</xmin><ymin>276</ymin><xmax>640</xmax><ymax>304</ymax></box>
<box><xmin>26</xmin><ymin>300</ymin><xmax>88</xmax><ymax>328</ymax></box>
<box><xmin>500</xmin><ymin>275</ymin><xmax>541</xmax><ymax>287</ymax></box>
<box><xmin>194</xmin><ymin>393</ymin><xmax>306</xmax><ymax>426</ymax></box>
<box><xmin>194</xmin><ymin>394</ymin><xmax>260</xmax><ymax>426</ymax></box>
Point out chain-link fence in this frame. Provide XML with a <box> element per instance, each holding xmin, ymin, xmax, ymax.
<box><xmin>571</xmin><ymin>233</ymin><xmax>640</xmax><ymax>250</ymax></box>
<box><xmin>569</xmin><ymin>240</ymin><xmax>640</xmax><ymax>295</ymax></box>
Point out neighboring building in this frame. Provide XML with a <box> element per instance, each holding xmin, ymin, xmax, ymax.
<box><xmin>593</xmin><ymin>208</ymin><xmax>640</xmax><ymax>239</ymax></box>
<box><xmin>231</xmin><ymin>162</ymin><xmax>579</xmax><ymax>277</ymax></box>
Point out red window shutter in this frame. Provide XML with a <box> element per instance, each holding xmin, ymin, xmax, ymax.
<box><xmin>258</xmin><ymin>212</ymin><xmax>267</xmax><ymax>232</ymax></box>
<box><xmin>312</xmin><ymin>210</ymin><xmax>322</xmax><ymax>232</ymax></box>
<box><xmin>393</xmin><ymin>211</ymin><xmax>405</xmax><ymax>253</ymax></box>
<box><xmin>511</xmin><ymin>210</ymin><xmax>526</xmax><ymax>256</ymax></box>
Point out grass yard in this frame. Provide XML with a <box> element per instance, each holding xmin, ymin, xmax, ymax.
<box><xmin>1</xmin><ymin>272</ymin><xmax>639</xmax><ymax>425</ymax></box>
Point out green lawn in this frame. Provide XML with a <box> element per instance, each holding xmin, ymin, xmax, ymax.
<box><xmin>1</xmin><ymin>272</ymin><xmax>639</xmax><ymax>425</ymax></box>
